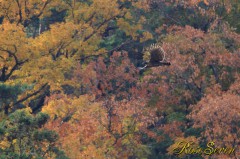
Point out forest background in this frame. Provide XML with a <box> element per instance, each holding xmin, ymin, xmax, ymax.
<box><xmin>0</xmin><ymin>0</ymin><xmax>240</xmax><ymax>159</ymax></box>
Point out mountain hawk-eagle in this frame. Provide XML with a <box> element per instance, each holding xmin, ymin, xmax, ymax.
<box><xmin>139</xmin><ymin>43</ymin><xmax>170</xmax><ymax>70</ymax></box>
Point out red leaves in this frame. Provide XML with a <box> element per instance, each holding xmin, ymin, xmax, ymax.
<box><xmin>188</xmin><ymin>92</ymin><xmax>240</xmax><ymax>151</ymax></box>
<box><xmin>43</xmin><ymin>23</ymin><xmax>240</xmax><ymax>158</ymax></box>
<box><xmin>72</xmin><ymin>51</ymin><xmax>139</xmax><ymax>100</ymax></box>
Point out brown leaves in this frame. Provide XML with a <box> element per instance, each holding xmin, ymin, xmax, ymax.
<box><xmin>42</xmin><ymin>51</ymin><xmax>158</xmax><ymax>158</ymax></box>
<box><xmin>43</xmin><ymin>92</ymin><xmax>154</xmax><ymax>158</ymax></box>
<box><xmin>72</xmin><ymin>51</ymin><xmax>139</xmax><ymax>99</ymax></box>
<box><xmin>188</xmin><ymin>92</ymin><xmax>240</xmax><ymax>153</ymax></box>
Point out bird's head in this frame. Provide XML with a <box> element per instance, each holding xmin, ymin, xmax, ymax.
<box><xmin>143</xmin><ymin>50</ymin><xmax>151</xmax><ymax>63</ymax></box>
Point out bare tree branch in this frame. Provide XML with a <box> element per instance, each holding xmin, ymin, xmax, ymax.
<box><xmin>0</xmin><ymin>46</ymin><xmax>28</xmax><ymax>82</ymax></box>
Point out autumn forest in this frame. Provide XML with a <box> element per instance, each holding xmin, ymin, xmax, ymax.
<box><xmin>0</xmin><ymin>0</ymin><xmax>240</xmax><ymax>159</ymax></box>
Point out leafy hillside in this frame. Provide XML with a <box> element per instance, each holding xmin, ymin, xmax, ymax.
<box><xmin>0</xmin><ymin>0</ymin><xmax>239</xmax><ymax>158</ymax></box>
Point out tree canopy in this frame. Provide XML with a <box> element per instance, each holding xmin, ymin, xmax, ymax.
<box><xmin>0</xmin><ymin>0</ymin><xmax>239</xmax><ymax>158</ymax></box>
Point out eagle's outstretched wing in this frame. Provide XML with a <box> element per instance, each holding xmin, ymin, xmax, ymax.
<box><xmin>140</xmin><ymin>43</ymin><xmax>170</xmax><ymax>69</ymax></box>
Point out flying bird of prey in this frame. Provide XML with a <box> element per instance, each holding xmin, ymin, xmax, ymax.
<box><xmin>138</xmin><ymin>43</ymin><xmax>171</xmax><ymax>70</ymax></box>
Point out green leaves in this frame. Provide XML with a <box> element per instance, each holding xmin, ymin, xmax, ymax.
<box><xmin>33</xmin><ymin>129</ymin><xmax>58</xmax><ymax>142</ymax></box>
<box><xmin>167</xmin><ymin>112</ymin><xmax>185</xmax><ymax>123</ymax></box>
<box><xmin>0</xmin><ymin>110</ymin><xmax>67</xmax><ymax>159</ymax></box>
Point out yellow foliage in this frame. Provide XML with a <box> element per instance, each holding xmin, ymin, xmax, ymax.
<box><xmin>0</xmin><ymin>139</ymin><xmax>10</xmax><ymax>150</ymax></box>
<box><xmin>140</xmin><ymin>31</ymin><xmax>153</xmax><ymax>43</ymax></box>
<box><xmin>0</xmin><ymin>0</ymin><xmax>150</xmax><ymax>94</ymax></box>
<box><xmin>0</xmin><ymin>1</ymin><xmax>153</xmax><ymax>157</ymax></box>
<box><xmin>0</xmin><ymin>0</ymin><xmax>61</xmax><ymax>24</ymax></box>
